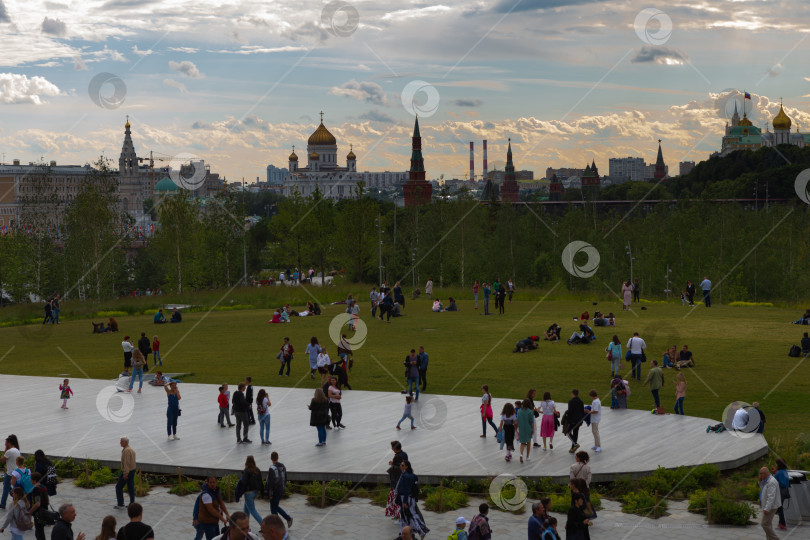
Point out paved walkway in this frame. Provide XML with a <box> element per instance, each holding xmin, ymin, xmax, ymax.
<box><xmin>33</xmin><ymin>482</ymin><xmax>805</xmax><ymax>539</ymax></box>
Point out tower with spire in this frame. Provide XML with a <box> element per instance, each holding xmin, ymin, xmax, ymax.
<box><xmin>118</xmin><ymin>116</ymin><xmax>144</xmax><ymax>214</ymax></box>
<box><xmin>500</xmin><ymin>138</ymin><xmax>519</xmax><ymax>203</ymax></box>
<box><xmin>548</xmin><ymin>173</ymin><xmax>563</xmax><ymax>201</ymax></box>
<box><xmin>403</xmin><ymin>117</ymin><xmax>432</xmax><ymax>206</ymax></box>
<box><xmin>580</xmin><ymin>158</ymin><xmax>600</xmax><ymax>198</ymax></box>
<box><xmin>653</xmin><ymin>140</ymin><xmax>666</xmax><ymax>180</ymax></box>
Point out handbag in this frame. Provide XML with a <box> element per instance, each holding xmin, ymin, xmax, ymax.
<box><xmin>641</xmin><ymin>351</ymin><xmax>647</xmax><ymax>362</ymax></box>
<box><xmin>178</xmin><ymin>409</ymin><xmax>182</xmax><ymax>416</ymax></box>
<box><xmin>625</xmin><ymin>350</ymin><xmax>632</xmax><ymax>360</ymax></box>
<box><xmin>780</xmin><ymin>485</ymin><xmax>791</xmax><ymax>500</ymax></box>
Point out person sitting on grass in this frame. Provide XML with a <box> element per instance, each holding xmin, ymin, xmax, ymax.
<box><xmin>170</xmin><ymin>308</ymin><xmax>182</xmax><ymax>323</ymax></box>
<box><xmin>675</xmin><ymin>345</ymin><xmax>695</xmax><ymax>369</ymax></box>
<box><xmin>662</xmin><ymin>346</ymin><xmax>675</xmax><ymax>369</ymax></box>
<box><xmin>279</xmin><ymin>308</ymin><xmax>290</xmax><ymax>323</ymax></box>
<box><xmin>513</xmin><ymin>336</ymin><xmax>539</xmax><ymax>353</ymax></box>
<box><xmin>268</xmin><ymin>310</ymin><xmax>282</xmax><ymax>324</ymax></box>
<box><xmin>446</xmin><ymin>297</ymin><xmax>458</xmax><ymax>312</ymax></box>
<box><xmin>154</xmin><ymin>309</ymin><xmax>167</xmax><ymax>324</ymax></box>
<box><xmin>802</xmin><ymin>332</ymin><xmax>810</xmax><ymax>355</ymax></box>
<box><xmin>567</xmin><ymin>325</ymin><xmax>594</xmax><ymax>345</ymax></box>
<box><xmin>544</xmin><ymin>324</ymin><xmax>561</xmax><ymax>341</ymax></box>
<box><xmin>606</xmin><ymin>312</ymin><xmax>616</xmax><ymax>326</ymax></box>
<box><xmin>432</xmin><ymin>299</ymin><xmax>444</xmax><ymax>312</ymax></box>
<box><xmin>791</xmin><ymin>309</ymin><xmax>810</xmax><ymax>325</ymax></box>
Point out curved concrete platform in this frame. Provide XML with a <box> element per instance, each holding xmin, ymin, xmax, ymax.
<box><xmin>2</xmin><ymin>375</ymin><xmax>767</xmax><ymax>484</ymax></box>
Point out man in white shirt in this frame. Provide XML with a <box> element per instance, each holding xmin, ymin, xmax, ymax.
<box><xmin>588</xmin><ymin>390</ymin><xmax>602</xmax><ymax>453</ymax></box>
<box><xmin>121</xmin><ymin>337</ymin><xmax>134</xmax><ymax>369</ymax></box>
<box><xmin>732</xmin><ymin>402</ymin><xmax>750</xmax><ymax>431</ymax></box>
<box><xmin>370</xmin><ymin>287</ymin><xmax>379</xmax><ymax>318</ymax></box>
<box><xmin>700</xmin><ymin>277</ymin><xmax>712</xmax><ymax>307</ymax></box>
<box><xmin>626</xmin><ymin>332</ymin><xmax>647</xmax><ymax>382</ymax></box>
<box><xmin>213</xmin><ymin>512</ymin><xmax>260</xmax><ymax>540</ymax></box>
<box><xmin>0</xmin><ymin>435</ymin><xmax>21</xmax><ymax>509</ymax></box>
<box><xmin>758</xmin><ymin>467</ymin><xmax>781</xmax><ymax>540</ymax></box>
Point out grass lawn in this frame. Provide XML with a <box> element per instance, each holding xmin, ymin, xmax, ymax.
<box><xmin>3</xmin><ymin>294</ymin><xmax>807</xmax><ymax>448</ymax></box>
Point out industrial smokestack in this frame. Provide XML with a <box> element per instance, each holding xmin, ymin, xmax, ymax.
<box><xmin>482</xmin><ymin>140</ymin><xmax>488</xmax><ymax>182</ymax></box>
<box><xmin>469</xmin><ymin>142</ymin><xmax>474</xmax><ymax>183</ymax></box>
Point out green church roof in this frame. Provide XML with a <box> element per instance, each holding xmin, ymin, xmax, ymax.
<box><xmin>155</xmin><ymin>177</ymin><xmax>179</xmax><ymax>192</ymax></box>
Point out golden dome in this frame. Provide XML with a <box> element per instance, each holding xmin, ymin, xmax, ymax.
<box><xmin>309</xmin><ymin>151</ymin><xmax>319</xmax><ymax>160</ymax></box>
<box><xmin>738</xmin><ymin>114</ymin><xmax>753</xmax><ymax>127</ymax></box>
<box><xmin>346</xmin><ymin>145</ymin><xmax>356</xmax><ymax>160</ymax></box>
<box><xmin>773</xmin><ymin>103</ymin><xmax>792</xmax><ymax>131</ymax></box>
<box><xmin>288</xmin><ymin>150</ymin><xmax>298</xmax><ymax>162</ymax></box>
<box><xmin>308</xmin><ymin>122</ymin><xmax>337</xmax><ymax>146</ymax></box>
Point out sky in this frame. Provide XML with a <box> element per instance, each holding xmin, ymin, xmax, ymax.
<box><xmin>1</xmin><ymin>0</ymin><xmax>810</xmax><ymax>182</ymax></box>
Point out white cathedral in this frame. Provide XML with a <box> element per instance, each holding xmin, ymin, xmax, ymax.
<box><xmin>283</xmin><ymin>113</ymin><xmax>363</xmax><ymax>200</ymax></box>
<box><xmin>720</xmin><ymin>99</ymin><xmax>810</xmax><ymax>156</ymax></box>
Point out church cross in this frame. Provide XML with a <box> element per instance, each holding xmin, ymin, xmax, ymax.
<box><xmin>320</xmin><ymin>111</ymin><xmax>324</xmax><ymax>122</ymax></box>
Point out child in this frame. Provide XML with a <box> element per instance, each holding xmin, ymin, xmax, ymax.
<box><xmin>218</xmin><ymin>385</ymin><xmax>234</xmax><ymax>428</ymax></box>
<box><xmin>396</xmin><ymin>396</ymin><xmax>416</xmax><ymax>430</ymax></box>
<box><xmin>279</xmin><ymin>337</ymin><xmax>293</xmax><ymax>377</ymax></box>
<box><xmin>680</xmin><ymin>290</ymin><xmax>688</xmax><ymax>306</ymax></box>
<box><xmin>59</xmin><ymin>379</ymin><xmax>73</xmax><ymax>409</ymax></box>
<box><xmin>152</xmin><ymin>335</ymin><xmax>162</xmax><ymax>367</ymax></box>
<box><xmin>498</xmin><ymin>402</ymin><xmax>517</xmax><ymax>462</ymax></box>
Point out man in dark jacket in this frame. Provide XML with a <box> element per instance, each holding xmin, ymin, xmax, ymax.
<box><xmin>232</xmin><ymin>384</ymin><xmax>251</xmax><ymax>444</ymax></box>
<box><xmin>266</xmin><ymin>452</ymin><xmax>292</xmax><ymax>529</ymax></box>
<box><xmin>566</xmin><ymin>389</ymin><xmax>586</xmax><ymax>453</ymax></box>
<box><xmin>137</xmin><ymin>332</ymin><xmax>151</xmax><ymax>367</ymax></box>
<box><xmin>244</xmin><ymin>377</ymin><xmax>255</xmax><ymax>425</ymax></box>
<box><xmin>51</xmin><ymin>504</ymin><xmax>86</xmax><ymax>540</ymax></box>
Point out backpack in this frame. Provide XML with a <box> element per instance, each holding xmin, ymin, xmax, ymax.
<box><xmin>789</xmin><ymin>345</ymin><xmax>801</xmax><ymax>357</ymax></box>
<box><xmin>45</xmin><ymin>465</ymin><xmax>58</xmax><ymax>486</ymax></box>
<box><xmin>447</xmin><ymin>529</ymin><xmax>463</xmax><ymax>540</ymax></box>
<box><xmin>14</xmin><ymin>502</ymin><xmax>33</xmax><ymax>531</ymax></box>
<box><xmin>467</xmin><ymin>515</ymin><xmax>485</xmax><ymax>540</ymax></box>
<box><xmin>14</xmin><ymin>468</ymin><xmax>34</xmax><ymax>494</ymax></box>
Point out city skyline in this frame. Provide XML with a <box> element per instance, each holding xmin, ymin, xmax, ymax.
<box><xmin>1</xmin><ymin>0</ymin><xmax>809</xmax><ymax>182</ymax></box>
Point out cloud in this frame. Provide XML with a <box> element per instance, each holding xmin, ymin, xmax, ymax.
<box><xmin>0</xmin><ymin>1</ymin><xmax>9</xmax><ymax>23</ymax></box>
<box><xmin>450</xmin><ymin>98</ymin><xmax>483</xmax><ymax>107</ymax></box>
<box><xmin>329</xmin><ymin>79</ymin><xmax>389</xmax><ymax>106</ymax></box>
<box><xmin>169</xmin><ymin>60</ymin><xmax>202</xmax><ymax>78</ymax></box>
<box><xmin>163</xmin><ymin>78</ymin><xmax>187</xmax><ymax>93</ymax></box>
<box><xmin>132</xmin><ymin>45</ymin><xmax>153</xmax><ymax>57</ymax></box>
<box><xmin>41</xmin><ymin>17</ymin><xmax>66</xmax><ymax>37</ymax></box>
<box><xmin>359</xmin><ymin>109</ymin><xmax>397</xmax><ymax>123</ymax></box>
<box><xmin>0</xmin><ymin>73</ymin><xmax>61</xmax><ymax>104</ymax></box>
<box><xmin>168</xmin><ymin>47</ymin><xmax>199</xmax><ymax>53</ymax></box>
<box><xmin>492</xmin><ymin>0</ymin><xmax>608</xmax><ymax>13</ymax></box>
<box><xmin>765</xmin><ymin>63</ymin><xmax>782</xmax><ymax>78</ymax></box>
<box><xmin>381</xmin><ymin>5</ymin><xmax>453</xmax><ymax>22</ymax></box>
<box><xmin>101</xmin><ymin>0</ymin><xmax>159</xmax><ymax>8</ymax></box>
<box><xmin>631</xmin><ymin>46</ymin><xmax>688</xmax><ymax>65</ymax></box>
<box><xmin>208</xmin><ymin>45</ymin><xmax>308</xmax><ymax>55</ymax></box>
<box><xmin>73</xmin><ymin>56</ymin><xmax>88</xmax><ymax>71</ymax></box>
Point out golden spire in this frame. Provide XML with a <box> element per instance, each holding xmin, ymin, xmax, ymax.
<box><xmin>125</xmin><ymin>115</ymin><xmax>130</xmax><ymax>129</ymax></box>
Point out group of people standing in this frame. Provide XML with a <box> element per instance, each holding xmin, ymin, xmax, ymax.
<box><xmin>42</xmin><ymin>295</ymin><xmax>61</xmax><ymax>325</ymax></box>
<box><xmin>471</xmin><ymin>279</ymin><xmax>515</xmax><ymax>316</ymax></box>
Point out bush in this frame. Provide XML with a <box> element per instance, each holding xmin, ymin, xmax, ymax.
<box><xmin>528</xmin><ymin>476</ymin><xmax>568</xmax><ymax>497</ymax></box>
<box><xmin>54</xmin><ymin>457</ymin><xmax>79</xmax><ymax>478</ymax></box>
<box><xmin>218</xmin><ymin>474</ymin><xmax>239</xmax><ymax>503</ymax></box>
<box><xmin>710</xmin><ymin>497</ymin><xmax>757</xmax><ymax>525</ymax></box>
<box><xmin>424</xmin><ymin>488</ymin><xmax>468</xmax><ymax>512</ymax></box>
<box><xmin>169</xmin><ymin>480</ymin><xmax>201</xmax><ymax>496</ymax></box>
<box><xmin>73</xmin><ymin>467</ymin><xmax>117</xmax><ymax>488</ymax></box>
<box><xmin>621</xmin><ymin>490</ymin><xmax>668</xmax><ymax>517</ymax></box>
<box><xmin>739</xmin><ymin>481</ymin><xmax>760</xmax><ymax>502</ymax></box>
<box><xmin>136</xmin><ymin>473</ymin><xmax>151</xmax><ymax>497</ymax></box>
<box><xmin>691</xmin><ymin>464</ymin><xmax>721</xmax><ymax>489</ymax></box>
<box><xmin>303</xmin><ymin>480</ymin><xmax>351</xmax><ymax>507</ymax></box>
<box><xmin>688</xmin><ymin>490</ymin><xmax>708</xmax><ymax>514</ymax></box>
<box><xmin>606</xmin><ymin>475</ymin><xmax>634</xmax><ymax>497</ymax></box>
<box><xmin>728</xmin><ymin>301</ymin><xmax>773</xmax><ymax>307</ymax></box>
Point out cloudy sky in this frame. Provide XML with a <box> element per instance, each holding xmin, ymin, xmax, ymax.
<box><xmin>1</xmin><ymin>0</ymin><xmax>810</xmax><ymax>182</ymax></box>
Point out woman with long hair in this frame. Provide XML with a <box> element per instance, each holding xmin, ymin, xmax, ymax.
<box><xmin>526</xmin><ymin>389</ymin><xmax>541</xmax><ymax>448</ymax></box>
<box><xmin>395</xmin><ymin>460</ymin><xmax>429</xmax><ymax>538</ymax></box>
<box><xmin>621</xmin><ymin>279</ymin><xmax>633</xmax><ymax>311</ymax></box>
<box><xmin>256</xmin><ymin>389</ymin><xmax>271</xmax><ymax>445</ymax></box>
<box><xmin>517</xmin><ymin>398</ymin><xmax>535</xmax><ymax>463</ymax></box>
<box><xmin>164</xmin><ymin>380</ymin><xmax>181</xmax><ymax>440</ymax></box>
<box><xmin>241</xmin><ymin>456</ymin><xmax>264</xmax><ymax>527</ymax></box>
<box><xmin>606</xmin><ymin>335</ymin><xmax>622</xmax><ymax>378</ymax></box>
<box><xmin>94</xmin><ymin>515</ymin><xmax>117</xmax><ymax>540</ymax></box>
<box><xmin>774</xmin><ymin>458</ymin><xmax>789</xmax><ymax>531</ymax></box>
<box><xmin>305</xmin><ymin>337</ymin><xmax>321</xmax><ymax>380</ymax></box>
<box><xmin>498</xmin><ymin>402</ymin><xmax>517</xmax><ymax>462</ymax></box>
<box><xmin>0</xmin><ymin>486</ymin><xmax>30</xmax><ymax>539</ymax></box>
<box><xmin>539</xmin><ymin>391</ymin><xmax>557</xmax><ymax>450</ymax></box>
<box><xmin>674</xmin><ymin>373</ymin><xmax>686</xmax><ymax>415</ymax></box>
<box><xmin>128</xmin><ymin>349</ymin><xmax>146</xmax><ymax>393</ymax></box>
<box><xmin>480</xmin><ymin>385</ymin><xmax>498</xmax><ymax>437</ymax></box>
<box><xmin>33</xmin><ymin>450</ymin><xmax>56</xmax><ymax>496</ymax></box>
<box><xmin>565</xmin><ymin>492</ymin><xmax>592</xmax><ymax>540</ymax></box>
<box><xmin>385</xmin><ymin>441</ymin><xmax>408</xmax><ymax>520</ymax></box>
<box><xmin>309</xmin><ymin>388</ymin><xmax>330</xmax><ymax>447</ymax></box>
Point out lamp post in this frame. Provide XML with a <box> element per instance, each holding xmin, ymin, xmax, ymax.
<box><xmin>626</xmin><ymin>241</ymin><xmax>635</xmax><ymax>284</ymax></box>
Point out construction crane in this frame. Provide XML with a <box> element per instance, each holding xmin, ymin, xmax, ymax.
<box><xmin>137</xmin><ymin>150</ymin><xmax>173</xmax><ymax>192</ymax></box>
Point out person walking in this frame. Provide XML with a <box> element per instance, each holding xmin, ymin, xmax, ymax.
<box><xmin>417</xmin><ymin>346</ymin><xmax>429</xmax><ymax>392</ymax></box>
<box><xmin>525</xmin><ymin>389</ymin><xmax>541</xmax><ymax>448</ymax></box>
<box><xmin>240</xmin><ymin>456</ymin><xmax>264</xmax><ymax>528</ymax></box>
<box><xmin>256</xmin><ymin>389</ymin><xmax>271</xmax><ymax>445</ymax></box>
<box><xmin>773</xmin><ymin>458</ymin><xmax>790</xmax><ymax>531</ymax></box>
<box><xmin>686</xmin><ymin>280</ymin><xmax>696</xmax><ymax>306</ymax></box>
<box><xmin>59</xmin><ymin>379</ymin><xmax>73</xmax><ymax>409</ymax></box>
<box><xmin>396</xmin><ymin>396</ymin><xmax>415</xmax><ymax>430</ymax></box>
<box><xmin>566</xmin><ymin>389</ymin><xmax>585</xmax><ymax>453</ymax></box>
<box><xmin>121</xmin><ymin>337</ymin><xmax>134</xmax><ymax>370</ymax></box>
<box><xmin>498</xmin><ymin>402</ymin><xmax>517</xmax><ymax>462</ymax></box>
<box><xmin>0</xmin><ymin>486</ymin><xmax>31</xmax><ymax>539</ymax></box>
<box><xmin>517</xmin><ymin>398</ymin><xmax>534</xmax><ymax>463</ymax></box>
<box><xmin>425</xmin><ymin>278</ymin><xmax>433</xmax><ymax>299</ymax></box>
<box><xmin>539</xmin><ymin>392</ymin><xmax>557</xmax><ymax>450</ymax></box>
<box><xmin>309</xmin><ymin>389</ymin><xmax>329</xmax><ymax>447</ymax></box>
<box><xmin>244</xmin><ymin>377</ymin><xmax>255</xmax><ymax>425</ymax></box>
<box><xmin>570</xmin><ymin>451</ymin><xmax>592</xmax><ymax>490</ymax></box>
<box><xmin>151</xmin><ymin>335</ymin><xmax>162</xmax><ymax>367</ymax></box>
<box><xmin>127</xmin><ymin>350</ymin><xmax>145</xmax><ymax>393</ymax></box>
<box><xmin>370</xmin><ymin>287</ymin><xmax>379</xmax><ymax>318</ymax></box>
<box><xmin>482</xmin><ymin>283</ymin><xmax>491</xmax><ymax>315</ymax></box>
<box><xmin>396</xmin><ymin>461</ymin><xmax>429</xmax><ymax>538</ymax></box>
<box><xmin>266</xmin><ymin>452</ymin><xmax>292</xmax><ymax>529</ymax></box>
<box><xmin>497</xmin><ymin>285</ymin><xmax>506</xmax><ymax>315</ymax></box>
<box><xmin>232</xmin><ymin>383</ymin><xmax>251</xmax><ymax>444</ymax></box>
<box><xmin>114</xmin><ymin>437</ymin><xmax>136</xmax><ymax>510</ymax></box>
<box><xmin>606</xmin><ymin>336</ymin><xmax>622</xmax><ymax>378</ymax></box>
<box><xmin>626</xmin><ymin>332</ymin><xmax>647</xmax><ymax>382</ymax></box>
<box><xmin>507</xmin><ymin>279</ymin><xmax>515</xmax><ymax>302</ymax></box>
<box><xmin>674</xmin><ymin>373</ymin><xmax>686</xmax><ymax>415</ymax></box>
<box><xmin>472</xmin><ymin>280</ymin><xmax>479</xmax><ymax>310</ymax></box>
<box><xmin>194</xmin><ymin>477</ymin><xmax>229</xmax><ymax>540</ymax></box>
<box><xmin>386</xmin><ymin>442</ymin><xmax>409</xmax><ymax>520</ymax></box>
<box><xmin>51</xmin><ymin>295</ymin><xmax>61</xmax><ymax>325</ymax></box>
<box><xmin>621</xmin><ymin>279</ymin><xmax>632</xmax><ymax>311</ymax></box>
<box><xmin>468</xmin><ymin>503</ymin><xmax>492</xmax><ymax>540</ymax></box>
<box><xmin>278</xmin><ymin>338</ymin><xmax>293</xmax><ymax>377</ymax></box>
<box><xmin>43</xmin><ymin>299</ymin><xmax>53</xmax><ymax>325</ymax></box>
<box><xmin>565</xmin><ymin>492</ymin><xmax>592</xmax><ymax>540</ymax></box>
<box><xmin>643</xmin><ymin>360</ymin><xmax>664</xmax><ymax>411</ymax></box>
<box><xmin>758</xmin><ymin>466</ymin><xmax>781</xmax><ymax>540</ymax></box>
<box><xmin>32</xmin><ymin>450</ymin><xmax>56</xmax><ymax>497</ymax></box>
<box><xmin>327</xmin><ymin>376</ymin><xmax>345</xmax><ymax>430</ymax></box>
<box><xmin>137</xmin><ymin>332</ymin><xmax>151</xmax><ymax>368</ymax></box>
<box><xmin>305</xmin><ymin>337</ymin><xmax>321</xmax><ymax>380</ymax></box>
<box><xmin>29</xmin><ymin>473</ymin><xmax>49</xmax><ymax>540</ymax></box>
<box><xmin>316</xmin><ymin>348</ymin><xmax>331</xmax><ymax>386</ymax></box>
<box><xmin>405</xmin><ymin>350</ymin><xmax>420</xmax><ymax>402</ymax></box>
<box><xmin>632</xmin><ymin>278</ymin><xmax>640</xmax><ymax>303</ymax></box>
<box><xmin>480</xmin><ymin>385</ymin><xmax>498</xmax><ymax>437</ymax></box>
<box><xmin>164</xmin><ymin>381</ymin><xmax>181</xmax><ymax>440</ymax></box>
<box><xmin>0</xmin><ymin>435</ymin><xmax>20</xmax><ymax>510</ymax></box>
<box><xmin>700</xmin><ymin>276</ymin><xmax>712</xmax><ymax>307</ymax></box>
<box><xmin>115</xmin><ymin>503</ymin><xmax>154</xmax><ymax>540</ymax></box>
<box><xmin>94</xmin><ymin>516</ymin><xmax>116</xmax><ymax>540</ymax></box>
<box><xmin>588</xmin><ymin>390</ymin><xmax>602</xmax><ymax>453</ymax></box>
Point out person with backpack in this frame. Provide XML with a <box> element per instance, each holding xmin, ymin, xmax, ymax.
<box><xmin>0</xmin><ymin>486</ymin><xmax>32</xmax><ymax>538</ymax></box>
<box><xmin>448</xmin><ymin>516</ymin><xmax>468</xmax><ymax>540</ymax></box>
<box><xmin>28</xmin><ymin>473</ymin><xmax>50</xmax><ymax>540</ymax></box>
<box><xmin>194</xmin><ymin>476</ymin><xmax>230</xmax><ymax>540</ymax></box>
<box><xmin>265</xmin><ymin>452</ymin><xmax>292</xmax><ymax>530</ymax></box>
<box><xmin>1</xmin><ymin>435</ymin><xmax>21</xmax><ymax>510</ymax></box>
<box><xmin>10</xmin><ymin>456</ymin><xmax>33</xmax><ymax>495</ymax></box>
<box><xmin>467</xmin><ymin>504</ymin><xmax>492</xmax><ymax>540</ymax></box>
<box><xmin>240</xmin><ymin>457</ymin><xmax>264</xmax><ymax>528</ymax></box>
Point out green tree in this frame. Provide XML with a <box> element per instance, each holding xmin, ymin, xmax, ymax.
<box><xmin>154</xmin><ymin>191</ymin><xmax>200</xmax><ymax>292</ymax></box>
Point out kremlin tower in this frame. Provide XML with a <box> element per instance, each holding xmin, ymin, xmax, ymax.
<box><xmin>653</xmin><ymin>140</ymin><xmax>666</xmax><ymax>180</ymax></box>
<box><xmin>500</xmin><ymin>139</ymin><xmax>519</xmax><ymax>203</ymax></box>
<box><xmin>403</xmin><ymin>117</ymin><xmax>432</xmax><ymax>206</ymax></box>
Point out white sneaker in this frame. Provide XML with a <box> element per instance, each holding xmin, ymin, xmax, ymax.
<box><xmin>168</xmin><ymin>435</ymin><xmax>173</xmax><ymax>441</ymax></box>
<box><xmin>591</xmin><ymin>446</ymin><xmax>597</xmax><ymax>450</ymax></box>
<box><xmin>595</xmin><ymin>446</ymin><xmax>602</xmax><ymax>452</ymax></box>
<box><xmin>173</xmin><ymin>435</ymin><xmax>180</xmax><ymax>440</ymax></box>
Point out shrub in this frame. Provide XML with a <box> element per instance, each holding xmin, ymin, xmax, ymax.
<box><xmin>218</xmin><ymin>474</ymin><xmax>239</xmax><ymax>503</ymax></box>
<box><xmin>169</xmin><ymin>480</ymin><xmax>201</xmax><ymax>496</ymax></box>
<box><xmin>528</xmin><ymin>476</ymin><xmax>568</xmax><ymax>497</ymax></box>
<box><xmin>95</xmin><ymin>310</ymin><xmax>129</xmax><ymax>317</ymax></box>
<box><xmin>710</xmin><ymin>497</ymin><xmax>757</xmax><ymax>525</ymax></box>
<box><xmin>424</xmin><ymin>488</ymin><xmax>468</xmax><ymax>512</ymax></box>
<box><xmin>739</xmin><ymin>481</ymin><xmax>760</xmax><ymax>501</ymax></box>
<box><xmin>303</xmin><ymin>480</ymin><xmax>351</xmax><ymax>507</ymax></box>
<box><xmin>73</xmin><ymin>467</ymin><xmax>117</xmax><ymax>488</ymax></box>
<box><xmin>621</xmin><ymin>490</ymin><xmax>668</xmax><ymax>517</ymax></box>
<box><xmin>136</xmin><ymin>473</ymin><xmax>150</xmax><ymax>497</ymax></box>
<box><xmin>691</xmin><ymin>464</ymin><xmax>721</xmax><ymax>489</ymax></box>
<box><xmin>688</xmin><ymin>490</ymin><xmax>708</xmax><ymax>514</ymax></box>
<box><xmin>728</xmin><ymin>301</ymin><xmax>773</xmax><ymax>307</ymax></box>
<box><xmin>54</xmin><ymin>457</ymin><xmax>78</xmax><ymax>478</ymax></box>
<box><xmin>606</xmin><ymin>475</ymin><xmax>634</xmax><ymax>497</ymax></box>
